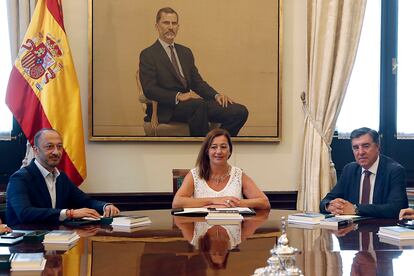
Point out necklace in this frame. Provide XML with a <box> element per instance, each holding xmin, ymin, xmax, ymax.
<box><xmin>210</xmin><ymin>166</ymin><xmax>231</xmax><ymax>185</ymax></box>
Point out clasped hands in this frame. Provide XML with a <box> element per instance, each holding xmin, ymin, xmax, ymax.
<box><xmin>207</xmin><ymin>196</ymin><xmax>240</xmax><ymax>208</ymax></box>
<box><xmin>327</xmin><ymin>198</ymin><xmax>356</xmax><ymax>215</ymax></box>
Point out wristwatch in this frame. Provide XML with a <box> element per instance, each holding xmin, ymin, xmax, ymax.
<box><xmin>353</xmin><ymin>204</ymin><xmax>359</xmax><ymax>215</ymax></box>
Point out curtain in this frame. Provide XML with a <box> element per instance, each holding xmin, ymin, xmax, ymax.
<box><xmin>6</xmin><ymin>0</ymin><xmax>37</xmax><ymax>164</ymax></box>
<box><xmin>297</xmin><ymin>0</ymin><xmax>367</xmax><ymax>211</ymax></box>
<box><xmin>6</xmin><ymin>0</ymin><xmax>37</xmax><ymax>62</ymax></box>
<box><xmin>303</xmin><ymin>230</ymin><xmax>342</xmax><ymax>276</ymax></box>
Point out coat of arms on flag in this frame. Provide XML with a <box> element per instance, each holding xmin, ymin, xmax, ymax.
<box><xmin>6</xmin><ymin>0</ymin><xmax>86</xmax><ymax>186</ymax></box>
<box><xmin>19</xmin><ymin>34</ymin><xmax>63</xmax><ymax>91</ymax></box>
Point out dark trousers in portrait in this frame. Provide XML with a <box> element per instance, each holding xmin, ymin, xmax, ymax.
<box><xmin>171</xmin><ymin>99</ymin><xmax>248</xmax><ymax>137</ymax></box>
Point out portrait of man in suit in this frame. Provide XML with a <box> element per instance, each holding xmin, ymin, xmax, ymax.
<box><xmin>91</xmin><ymin>0</ymin><xmax>280</xmax><ymax>139</ymax></box>
<box><xmin>139</xmin><ymin>7</ymin><xmax>249</xmax><ymax>137</ymax></box>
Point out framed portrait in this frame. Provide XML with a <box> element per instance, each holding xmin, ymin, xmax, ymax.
<box><xmin>89</xmin><ymin>0</ymin><xmax>282</xmax><ymax>141</ymax></box>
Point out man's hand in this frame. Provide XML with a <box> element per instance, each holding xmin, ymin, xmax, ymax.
<box><xmin>177</xmin><ymin>91</ymin><xmax>201</xmax><ymax>102</ymax></box>
<box><xmin>327</xmin><ymin>198</ymin><xmax>356</xmax><ymax>215</ymax></box>
<box><xmin>104</xmin><ymin>204</ymin><xmax>120</xmax><ymax>217</ymax></box>
<box><xmin>73</xmin><ymin>208</ymin><xmax>101</xmax><ymax>219</ymax></box>
<box><xmin>0</xmin><ymin>224</ymin><xmax>12</xmax><ymax>234</ymax></box>
<box><xmin>399</xmin><ymin>208</ymin><xmax>414</xmax><ymax>220</ymax></box>
<box><xmin>215</xmin><ymin>94</ymin><xmax>234</xmax><ymax>107</ymax></box>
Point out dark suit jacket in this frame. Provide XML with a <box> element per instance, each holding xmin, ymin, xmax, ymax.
<box><xmin>139</xmin><ymin>40</ymin><xmax>218</xmax><ymax>123</ymax></box>
<box><xmin>319</xmin><ymin>155</ymin><xmax>408</xmax><ymax>218</ymax></box>
<box><xmin>6</xmin><ymin>160</ymin><xmax>107</xmax><ymax>226</ymax></box>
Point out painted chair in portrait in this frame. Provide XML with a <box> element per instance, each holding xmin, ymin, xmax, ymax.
<box><xmin>136</xmin><ymin>70</ymin><xmax>191</xmax><ymax>136</ymax></box>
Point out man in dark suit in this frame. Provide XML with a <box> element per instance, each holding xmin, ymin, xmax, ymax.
<box><xmin>320</xmin><ymin>127</ymin><xmax>408</xmax><ymax>218</ymax></box>
<box><xmin>6</xmin><ymin>128</ymin><xmax>120</xmax><ymax>226</ymax></box>
<box><xmin>139</xmin><ymin>7</ymin><xmax>248</xmax><ymax>137</ymax></box>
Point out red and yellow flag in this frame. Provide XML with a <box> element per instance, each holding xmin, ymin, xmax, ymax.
<box><xmin>6</xmin><ymin>0</ymin><xmax>86</xmax><ymax>185</ymax></box>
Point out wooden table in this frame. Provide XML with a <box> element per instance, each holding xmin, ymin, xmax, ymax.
<box><xmin>5</xmin><ymin>209</ymin><xmax>414</xmax><ymax>275</ymax></box>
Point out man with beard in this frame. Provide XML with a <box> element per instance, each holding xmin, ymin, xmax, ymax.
<box><xmin>320</xmin><ymin>127</ymin><xmax>408</xmax><ymax>218</ymax></box>
<box><xmin>6</xmin><ymin>128</ymin><xmax>120</xmax><ymax>226</ymax></box>
<box><xmin>139</xmin><ymin>7</ymin><xmax>248</xmax><ymax>137</ymax></box>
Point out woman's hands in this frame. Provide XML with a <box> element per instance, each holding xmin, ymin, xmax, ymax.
<box><xmin>208</xmin><ymin>196</ymin><xmax>240</xmax><ymax>208</ymax></box>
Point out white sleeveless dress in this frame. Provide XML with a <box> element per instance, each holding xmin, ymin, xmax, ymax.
<box><xmin>191</xmin><ymin>165</ymin><xmax>243</xmax><ymax>199</ymax></box>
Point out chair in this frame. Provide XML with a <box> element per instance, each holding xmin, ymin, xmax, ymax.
<box><xmin>172</xmin><ymin>169</ymin><xmax>190</xmax><ymax>195</ymax></box>
<box><xmin>136</xmin><ymin>70</ymin><xmax>191</xmax><ymax>136</ymax></box>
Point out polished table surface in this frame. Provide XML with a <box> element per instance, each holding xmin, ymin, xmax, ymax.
<box><xmin>4</xmin><ymin>209</ymin><xmax>414</xmax><ymax>276</ymax></box>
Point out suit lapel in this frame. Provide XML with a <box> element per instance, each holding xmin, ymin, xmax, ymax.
<box><xmin>373</xmin><ymin>156</ymin><xmax>385</xmax><ymax>204</ymax></box>
<box><xmin>155</xmin><ymin>41</ymin><xmax>188</xmax><ymax>87</ymax></box>
<box><xmin>352</xmin><ymin>166</ymin><xmax>363</xmax><ymax>203</ymax></box>
<box><xmin>154</xmin><ymin>41</ymin><xmax>180</xmax><ymax>80</ymax></box>
<box><xmin>55</xmin><ymin>175</ymin><xmax>63</xmax><ymax>208</ymax></box>
<box><xmin>27</xmin><ymin>161</ymin><xmax>53</xmax><ymax>207</ymax></box>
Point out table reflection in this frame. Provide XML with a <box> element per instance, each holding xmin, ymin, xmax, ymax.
<box><xmin>174</xmin><ymin>209</ymin><xmax>270</xmax><ymax>270</ymax></box>
<box><xmin>291</xmin><ymin>218</ymin><xmax>407</xmax><ymax>276</ymax></box>
<box><xmin>7</xmin><ymin>209</ymin><xmax>414</xmax><ymax>276</ymax></box>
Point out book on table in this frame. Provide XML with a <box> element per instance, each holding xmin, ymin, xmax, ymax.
<box><xmin>287</xmin><ymin>212</ymin><xmax>329</xmax><ymax>224</ymax></box>
<box><xmin>171</xmin><ymin>207</ymin><xmax>255</xmax><ymax>216</ymax></box>
<box><xmin>319</xmin><ymin>214</ymin><xmax>369</xmax><ymax>228</ymax></box>
<box><xmin>379</xmin><ymin>235</ymin><xmax>414</xmax><ymax>247</ymax></box>
<box><xmin>111</xmin><ymin>216</ymin><xmax>152</xmax><ymax>228</ymax></box>
<box><xmin>377</xmin><ymin>226</ymin><xmax>414</xmax><ymax>239</ymax></box>
<box><xmin>10</xmin><ymin>252</ymin><xmax>46</xmax><ymax>271</ymax></box>
<box><xmin>44</xmin><ymin>241</ymin><xmax>78</xmax><ymax>252</ymax></box>
<box><xmin>287</xmin><ymin>221</ymin><xmax>320</xmax><ymax>230</ymax></box>
<box><xmin>205</xmin><ymin>212</ymin><xmax>243</xmax><ymax>225</ymax></box>
<box><xmin>111</xmin><ymin>216</ymin><xmax>151</xmax><ymax>225</ymax></box>
<box><xmin>64</xmin><ymin>216</ymin><xmax>113</xmax><ymax>226</ymax></box>
<box><xmin>43</xmin><ymin>230</ymin><xmax>80</xmax><ymax>244</ymax></box>
<box><xmin>319</xmin><ymin>216</ymin><xmax>354</xmax><ymax>229</ymax></box>
<box><xmin>111</xmin><ymin>225</ymin><xmax>151</xmax><ymax>233</ymax></box>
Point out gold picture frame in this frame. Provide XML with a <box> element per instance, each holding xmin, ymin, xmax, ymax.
<box><xmin>88</xmin><ymin>0</ymin><xmax>282</xmax><ymax>142</ymax></box>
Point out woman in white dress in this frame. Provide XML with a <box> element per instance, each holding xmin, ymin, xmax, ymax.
<box><xmin>172</xmin><ymin>128</ymin><xmax>270</xmax><ymax>209</ymax></box>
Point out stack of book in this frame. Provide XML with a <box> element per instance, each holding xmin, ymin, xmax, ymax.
<box><xmin>10</xmin><ymin>252</ymin><xmax>46</xmax><ymax>272</ymax></box>
<box><xmin>319</xmin><ymin>215</ymin><xmax>367</xmax><ymax>229</ymax></box>
<box><xmin>205</xmin><ymin>212</ymin><xmax>243</xmax><ymax>225</ymax></box>
<box><xmin>378</xmin><ymin>226</ymin><xmax>414</xmax><ymax>246</ymax></box>
<box><xmin>42</xmin><ymin>230</ymin><xmax>80</xmax><ymax>251</ymax></box>
<box><xmin>287</xmin><ymin>212</ymin><xmax>327</xmax><ymax>225</ymax></box>
<box><xmin>111</xmin><ymin>216</ymin><xmax>152</xmax><ymax>232</ymax></box>
<box><xmin>319</xmin><ymin>216</ymin><xmax>353</xmax><ymax>229</ymax></box>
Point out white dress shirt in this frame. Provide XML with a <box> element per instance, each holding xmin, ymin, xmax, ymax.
<box><xmin>34</xmin><ymin>160</ymin><xmax>67</xmax><ymax>220</ymax></box>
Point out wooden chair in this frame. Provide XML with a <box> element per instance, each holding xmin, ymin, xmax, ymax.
<box><xmin>172</xmin><ymin>169</ymin><xmax>190</xmax><ymax>195</ymax></box>
<box><xmin>136</xmin><ymin>70</ymin><xmax>220</xmax><ymax>136</ymax></box>
<box><xmin>136</xmin><ymin>70</ymin><xmax>191</xmax><ymax>136</ymax></box>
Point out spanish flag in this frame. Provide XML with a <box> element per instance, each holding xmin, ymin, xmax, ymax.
<box><xmin>6</xmin><ymin>0</ymin><xmax>86</xmax><ymax>185</ymax></box>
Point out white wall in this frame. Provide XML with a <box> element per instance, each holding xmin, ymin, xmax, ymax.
<box><xmin>62</xmin><ymin>0</ymin><xmax>307</xmax><ymax>193</ymax></box>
